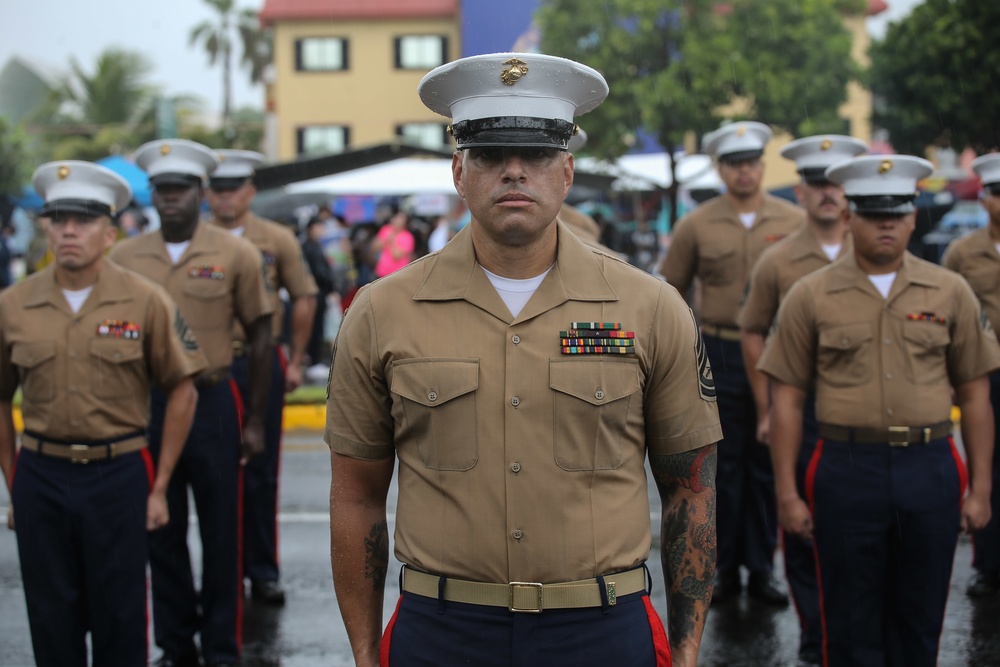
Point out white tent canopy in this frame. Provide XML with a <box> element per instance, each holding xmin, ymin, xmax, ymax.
<box><xmin>284</xmin><ymin>158</ymin><xmax>457</xmax><ymax>196</ymax></box>
<box><xmin>575</xmin><ymin>153</ymin><xmax>722</xmax><ymax>192</ymax></box>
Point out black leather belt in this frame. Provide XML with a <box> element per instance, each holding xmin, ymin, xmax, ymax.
<box><xmin>817</xmin><ymin>422</ymin><xmax>953</xmax><ymax>446</ymax></box>
<box><xmin>700</xmin><ymin>324</ymin><xmax>742</xmax><ymax>342</ymax></box>
<box><xmin>22</xmin><ymin>430</ymin><xmax>147</xmax><ymax>464</ymax></box>
<box><xmin>401</xmin><ymin>566</ymin><xmax>647</xmax><ymax>612</ymax></box>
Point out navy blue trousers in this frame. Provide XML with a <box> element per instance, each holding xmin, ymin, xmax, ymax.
<box><xmin>808</xmin><ymin>437</ymin><xmax>964</xmax><ymax>667</ymax></box>
<box><xmin>382</xmin><ymin>588</ymin><xmax>671</xmax><ymax>667</ymax></box>
<box><xmin>972</xmin><ymin>371</ymin><xmax>1000</xmax><ymax>575</ymax></box>
<box><xmin>704</xmin><ymin>334</ymin><xmax>778</xmax><ymax>576</ymax></box>
<box><xmin>12</xmin><ymin>447</ymin><xmax>152</xmax><ymax>667</ymax></box>
<box><xmin>782</xmin><ymin>395</ymin><xmax>822</xmax><ymax>656</ymax></box>
<box><xmin>148</xmin><ymin>380</ymin><xmax>243</xmax><ymax>665</ymax></box>
<box><xmin>232</xmin><ymin>347</ymin><xmax>286</xmax><ymax>585</ymax></box>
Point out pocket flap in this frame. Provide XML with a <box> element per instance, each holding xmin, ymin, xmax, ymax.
<box><xmin>819</xmin><ymin>323</ymin><xmax>873</xmax><ymax>351</ymax></box>
<box><xmin>901</xmin><ymin>321</ymin><xmax>950</xmax><ymax>348</ymax></box>
<box><xmin>90</xmin><ymin>339</ymin><xmax>145</xmax><ymax>364</ymax></box>
<box><xmin>11</xmin><ymin>341</ymin><xmax>56</xmax><ymax>369</ymax></box>
<box><xmin>550</xmin><ymin>359</ymin><xmax>640</xmax><ymax>405</ymax></box>
<box><xmin>391</xmin><ymin>359</ymin><xmax>479</xmax><ymax>407</ymax></box>
<box><xmin>701</xmin><ymin>242</ymin><xmax>736</xmax><ymax>261</ymax></box>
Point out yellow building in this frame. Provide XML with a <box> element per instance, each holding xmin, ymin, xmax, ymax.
<box><xmin>260</xmin><ymin>0</ymin><xmax>460</xmax><ymax>161</ymax></box>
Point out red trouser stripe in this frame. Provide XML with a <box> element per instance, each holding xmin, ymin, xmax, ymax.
<box><xmin>380</xmin><ymin>596</ymin><xmax>403</xmax><ymax>667</ymax></box>
<box><xmin>804</xmin><ymin>439</ymin><xmax>827</xmax><ymax>667</ymax></box>
<box><xmin>948</xmin><ymin>436</ymin><xmax>968</xmax><ymax>501</ymax></box>
<box><xmin>230</xmin><ymin>378</ymin><xmax>246</xmax><ymax>651</ymax></box>
<box><xmin>642</xmin><ymin>595</ymin><xmax>673</xmax><ymax>666</ymax></box>
<box><xmin>140</xmin><ymin>448</ymin><xmax>155</xmax><ymax>489</ymax></box>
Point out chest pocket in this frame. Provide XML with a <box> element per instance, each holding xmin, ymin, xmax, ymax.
<box><xmin>699</xmin><ymin>241</ymin><xmax>738</xmax><ymax>287</ymax></box>
<box><xmin>182</xmin><ymin>280</ymin><xmax>230</xmax><ymax>330</ymax></box>
<box><xmin>818</xmin><ymin>322</ymin><xmax>873</xmax><ymax>387</ymax></box>
<box><xmin>963</xmin><ymin>262</ymin><xmax>1000</xmax><ymax>303</ymax></box>
<box><xmin>12</xmin><ymin>341</ymin><xmax>57</xmax><ymax>404</ymax></box>
<box><xmin>550</xmin><ymin>359</ymin><xmax>640</xmax><ymax>471</ymax></box>
<box><xmin>902</xmin><ymin>320</ymin><xmax>950</xmax><ymax>384</ymax></box>
<box><xmin>90</xmin><ymin>339</ymin><xmax>146</xmax><ymax>399</ymax></box>
<box><xmin>391</xmin><ymin>359</ymin><xmax>479</xmax><ymax>471</ymax></box>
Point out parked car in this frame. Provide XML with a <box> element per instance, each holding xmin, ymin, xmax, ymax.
<box><xmin>921</xmin><ymin>201</ymin><xmax>989</xmax><ymax>263</ymax></box>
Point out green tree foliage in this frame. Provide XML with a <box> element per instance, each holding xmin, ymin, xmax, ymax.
<box><xmin>870</xmin><ymin>0</ymin><xmax>1000</xmax><ymax>155</ymax></box>
<box><xmin>537</xmin><ymin>0</ymin><xmax>860</xmax><ymax>223</ymax></box>
<box><xmin>0</xmin><ymin>118</ymin><xmax>31</xmax><ymax>196</ymax></box>
<box><xmin>190</xmin><ymin>0</ymin><xmax>272</xmax><ymax>126</ymax></box>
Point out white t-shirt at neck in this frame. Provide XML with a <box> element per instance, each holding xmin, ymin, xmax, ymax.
<box><xmin>868</xmin><ymin>272</ymin><xmax>896</xmax><ymax>299</ymax></box>
<box><xmin>481</xmin><ymin>266</ymin><xmax>552</xmax><ymax>318</ymax></box>
<box><xmin>62</xmin><ymin>286</ymin><xmax>93</xmax><ymax>314</ymax></box>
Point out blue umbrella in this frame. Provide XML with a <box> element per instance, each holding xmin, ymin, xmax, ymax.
<box><xmin>96</xmin><ymin>155</ymin><xmax>152</xmax><ymax>207</ymax></box>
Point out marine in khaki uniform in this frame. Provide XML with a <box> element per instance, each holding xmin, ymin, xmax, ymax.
<box><xmin>942</xmin><ymin>152</ymin><xmax>1000</xmax><ymax>598</ymax></box>
<box><xmin>0</xmin><ymin>161</ymin><xmax>205</xmax><ymax>666</ymax></box>
<box><xmin>327</xmin><ymin>53</ymin><xmax>722</xmax><ymax>667</ymax></box>
<box><xmin>760</xmin><ymin>155</ymin><xmax>1000</xmax><ymax>667</ymax></box>
<box><xmin>207</xmin><ymin>149</ymin><xmax>318</xmax><ymax>606</ymax></box>
<box><xmin>110</xmin><ymin>139</ymin><xmax>274</xmax><ymax>667</ymax></box>
<box><xmin>738</xmin><ymin>135</ymin><xmax>865</xmax><ymax>664</ymax></box>
<box><xmin>661</xmin><ymin>121</ymin><xmax>805</xmax><ymax>606</ymax></box>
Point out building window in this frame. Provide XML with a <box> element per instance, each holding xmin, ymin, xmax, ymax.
<box><xmin>296</xmin><ymin>37</ymin><xmax>349</xmax><ymax>72</ymax></box>
<box><xmin>394</xmin><ymin>36</ymin><xmax>448</xmax><ymax>70</ymax></box>
<box><xmin>297</xmin><ymin>125</ymin><xmax>350</xmax><ymax>156</ymax></box>
<box><xmin>396</xmin><ymin>123</ymin><xmax>450</xmax><ymax>149</ymax></box>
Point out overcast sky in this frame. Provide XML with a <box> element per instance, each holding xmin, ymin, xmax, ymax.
<box><xmin>1</xmin><ymin>0</ymin><xmax>920</xmax><ymax>119</ymax></box>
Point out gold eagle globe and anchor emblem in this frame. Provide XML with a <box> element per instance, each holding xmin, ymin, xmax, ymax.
<box><xmin>878</xmin><ymin>159</ymin><xmax>894</xmax><ymax>174</ymax></box>
<box><xmin>500</xmin><ymin>58</ymin><xmax>529</xmax><ymax>86</ymax></box>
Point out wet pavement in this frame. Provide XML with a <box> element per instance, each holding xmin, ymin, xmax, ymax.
<box><xmin>1</xmin><ymin>430</ymin><xmax>998</xmax><ymax>666</ymax></box>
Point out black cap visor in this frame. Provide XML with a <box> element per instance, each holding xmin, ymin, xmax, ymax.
<box><xmin>717</xmin><ymin>149</ymin><xmax>763</xmax><ymax>165</ymax></box>
<box><xmin>451</xmin><ymin>117</ymin><xmax>575</xmax><ymax>150</ymax></box>
<box><xmin>984</xmin><ymin>182</ymin><xmax>1000</xmax><ymax>196</ymax></box>
<box><xmin>848</xmin><ymin>194</ymin><xmax>917</xmax><ymax>216</ymax></box>
<box><xmin>40</xmin><ymin>198</ymin><xmax>113</xmax><ymax>218</ymax></box>
<box><xmin>800</xmin><ymin>167</ymin><xmax>835</xmax><ymax>186</ymax></box>
<box><xmin>208</xmin><ymin>176</ymin><xmax>252</xmax><ymax>191</ymax></box>
<box><xmin>150</xmin><ymin>173</ymin><xmax>203</xmax><ymax>188</ymax></box>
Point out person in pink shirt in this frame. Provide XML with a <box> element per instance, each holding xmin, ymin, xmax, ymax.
<box><xmin>372</xmin><ymin>207</ymin><xmax>415</xmax><ymax>278</ymax></box>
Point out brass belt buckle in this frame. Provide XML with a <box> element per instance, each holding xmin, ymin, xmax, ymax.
<box><xmin>509</xmin><ymin>581</ymin><xmax>543</xmax><ymax>613</ymax></box>
<box><xmin>69</xmin><ymin>444</ymin><xmax>90</xmax><ymax>464</ymax></box>
<box><xmin>888</xmin><ymin>426</ymin><xmax>911</xmax><ymax>447</ymax></box>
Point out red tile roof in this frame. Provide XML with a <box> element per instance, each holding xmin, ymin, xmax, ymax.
<box><xmin>260</xmin><ymin>0</ymin><xmax>458</xmax><ymax>25</ymax></box>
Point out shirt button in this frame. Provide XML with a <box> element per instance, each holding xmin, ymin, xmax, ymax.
<box><xmin>885</xmin><ymin>372</ymin><xmax>892</xmax><ymax>380</ymax></box>
<box><xmin>595</xmin><ymin>389</ymin><xmax>605</xmax><ymax>400</ymax></box>
<box><xmin>511</xmin><ymin>335</ymin><xmax>521</xmax><ymax>344</ymax></box>
<box><xmin>841</xmin><ymin>337</ymin><xmax>850</xmax><ymax>345</ymax></box>
<box><xmin>511</xmin><ymin>396</ymin><xmax>520</xmax><ymax>407</ymax></box>
<box><xmin>512</xmin><ymin>529</ymin><xmax>523</xmax><ymax>540</ymax></box>
<box><xmin>886</xmin><ymin>408</ymin><xmax>894</xmax><ymax>416</ymax></box>
<box><xmin>884</xmin><ymin>338</ymin><xmax>892</xmax><ymax>346</ymax></box>
<box><xmin>113</xmin><ymin>352</ymin><xmax>122</xmax><ymax>360</ymax></box>
<box><xmin>428</xmin><ymin>391</ymin><xmax>438</xmax><ymax>402</ymax></box>
<box><xmin>69</xmin><ymin>351</ymin><xmax>78</xmax><ymax>359</ymax></box>
<box><xmin>510</xmin><ymin>462</ymin><xmax>521</xmax><ymax>473</ymax></box>
<box><xmin>69</xmin><ymin>386</ymin><xmax>77</xmax><ymax>393</ymax></box>
<box><xmin>71</xmin><ymin>419</ymin><xmax>80</xmax><ymax>426</ymax></box>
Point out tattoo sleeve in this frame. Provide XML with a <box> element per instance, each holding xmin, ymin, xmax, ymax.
<box><xmin>364</xmin><ymin>519</ymin><xmax>389</xmax><ymax>593</ymax></box>
<box><xmin>650</xmin><ymin>444</ymin><xmax>718</xmax><ymax>652</ymax></box>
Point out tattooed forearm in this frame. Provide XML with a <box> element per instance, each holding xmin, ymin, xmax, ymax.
<box><xmin>650</xmin><ymin>444</ymin><xmax>718</xmax><ymax>651</ymax></box>
<box><xmin>363</xmin><ymin>519</ymin><xmax>389</xmax><ymax>593</ymax></box>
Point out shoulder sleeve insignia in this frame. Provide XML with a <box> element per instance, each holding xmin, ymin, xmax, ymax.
<box><xmin>173</xmin><ymin>307</ymin><xmax>200</xmax><ymax>352</ymax></box>
<box><xmin>690</xmin><ymin>309</ymin><xmax>716</xmax><ymax>401</ymax></box>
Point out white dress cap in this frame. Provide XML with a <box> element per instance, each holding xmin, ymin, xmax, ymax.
<box><xmin>780</xmin><ymin>135</ymin><xmax>868</xmax><ymax>181</ymax></box>
<box><xmin>212</xmin><ymin>149</ymin><xmax>266</xmax><ymax>180</ymax></box>
<box><xmin>418</xmin><ymin>52</ymin><xmax>609</xmax><ymax>149</ymax></box>
<box><xmin>703</xmin><ymin>121</ymin><xmax>772</xmax><ymax>162</ymax></box>
<box><xmin>33</xmin><ymin>160</ymin><xmax>132</xmax><ymax>217</ymax></box>
<box><xmin>825</xmin><ymin>154</ymin><xmax>933</xmax><ymax>215</ymax></box>
<box><xmin>971</xmin><ymin>153</ymin><xmax>1000</xmax><ymax>187</ymax></box>
<box><xmin>135</xmin><ymin>139</ymin><xmax>220</xmax><ymax>184</ymax></box>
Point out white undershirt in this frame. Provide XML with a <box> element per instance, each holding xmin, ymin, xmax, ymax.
<box><xmin>62</xmin><ymin>286</ymin><xmax>93</xmax><ymax>314</ymax></box>
<box><xmin>229</xmin><ymin>226</ymin><xmax>245</xmax><ymax>237</ymax></box>
<box><xmin>868</xmin><ymin>272</ymin><xmax>896</xmax><ymax>299</ymax></box>
<box><xmin>482</xmin><ymin>266</ymin><xmax>552</xmax><ymax>318</ymax></box>
<box><xmin>165</xmin><ymin>241</ymin><xmax>191</xmax><ymax>264</ymax></box>
<box><xmin>821</xmin><ymin>243</ymin><xmax>841</xmax><ymax>261</ymax></box>
<box><xmin>738</xmin><ymin>212</ymin><xmax>756</xmax><ymax>229</ymax></box>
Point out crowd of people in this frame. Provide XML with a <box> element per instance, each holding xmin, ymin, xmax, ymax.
<box><xmin>0</xmin><ymin>48</ymin><xmax>998</xmax><ymax>667</ymax></box>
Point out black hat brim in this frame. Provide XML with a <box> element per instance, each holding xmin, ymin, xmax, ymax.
<box><xmin>451</xmin><ymin>117</ymin><xmax>575</xmax><ymax>150</ymax></box>
<box><xmin>717</xmin><ymin>149</ymin><xmax>763</xmax><ymax>165</ymax></box>
<box><xmin>208</xmin><ymin>177</ymin><xmax>252</xmax><ymax>191</ymax></box>
<box><xmin>150</xmin><ymin>173</ymin><xmax>203</xmax><ymax>187</ymax></box>
<box><xmin>848</xmin><ymin>194</ymin><xmax>917</xmax><ymax>216</ymax></box>
<box><xmin>39</xmin><ymin>199</ymin><xmax>113</xmax><ymax>218</ymax></box>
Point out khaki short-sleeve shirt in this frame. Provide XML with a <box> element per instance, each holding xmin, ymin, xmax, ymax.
<box><xmin>109</xmin><ymin>222</ymin><xmax>272</xmax><ymax>375</ymax></box>
<box><xmin>213</xmin><ymin>213</ymin><xmax>318</xmax><ymax>341</ymax></box>
<box><xmin>758</xmin><ymin>252</ymin><xmax>1000</xmax><ymax>428</ymax></box>
<box><xmin>942</xmin><ymin>227</ymin><xmax>1000</xmax><ymax>331</ymax></box>
<box><xmin>740</xmin><ymin>225</ymin><xmax>851</xmax><ymax>332</ymax></box>
<box><xmin>326</xmin><ymin>223</ymin><xmax>722</xmax><ymax>583</ymax></box>
<box><xmin>661</xmin><ymin>193</ymin><xmax>805</xmax><ymax>327</ymax></box>
<box><xmin>0</xmin><ymin>261</ymin><xmax>208</xmax><ymax>440</ymax></box>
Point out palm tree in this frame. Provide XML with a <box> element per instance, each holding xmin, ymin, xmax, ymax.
<box><xmin>189</xmin><ymin>0</ymin><xmax>271</xmax><ymax>127</ymax></box>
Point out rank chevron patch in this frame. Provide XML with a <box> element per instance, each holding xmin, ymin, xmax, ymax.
<box><xmin>690</xmin><ymin>310</ymin><xmax>716</xmax><ymax>401</ymax></box>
